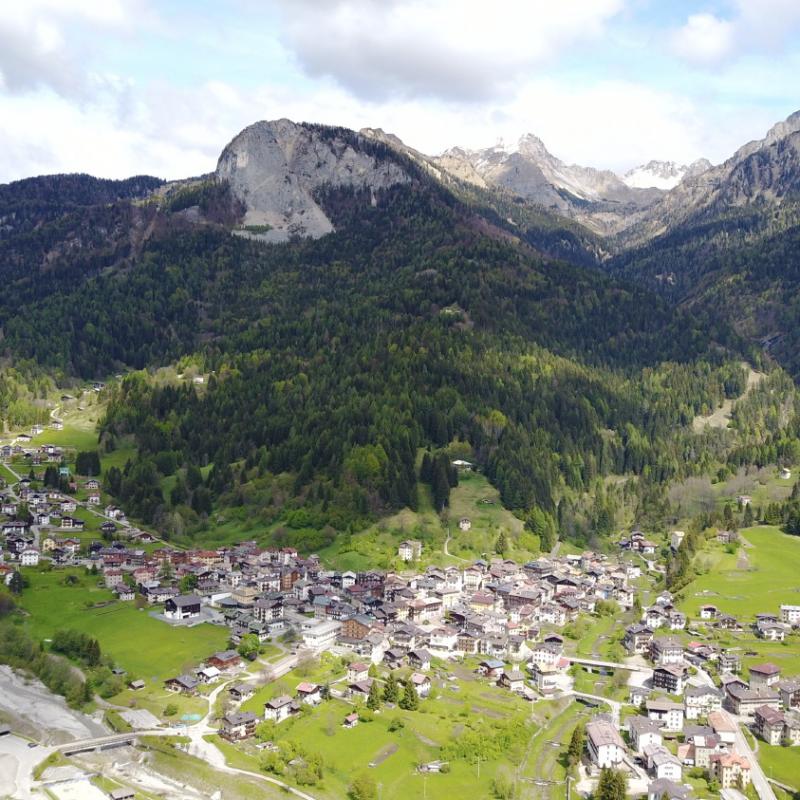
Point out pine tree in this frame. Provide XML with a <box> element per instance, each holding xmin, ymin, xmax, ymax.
<box><xmin>383</xmin><ymin>671</ymin><xmax>400</xmax><ymax>703</ymax></box>
<box><xmin>495</xmin><ymin>531</ymin><xmax>507</xmax><ymax>555</ymax></box>
<box><xmin>567</xmin><ymin>723</ymin><xmax>585</xmax><ymax>766</ymax></box>
<box><xmin>366</xmin><ymin>680</ymin><xmax>381</xmax><ymax>711</ymax></box>
<box><xmin>420</xmin><ymin>452</ymin><xmax>433</xmax><ymax>483</ymax></box>
<box><xmin>399</xmin><ymin>679</ymin><xmax>419</xmax><ymax>710</ymax></box>
<box><xmin>597</xmin><ymin>768</ymin><xmax>627</xmax><ymax>800</ymax></box>
<box><xmin>8</xmin><ymin>571</ymin><xmax>23</xmax><ymax>595</ymax></box>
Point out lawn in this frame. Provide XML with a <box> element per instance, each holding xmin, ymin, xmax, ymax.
<box><xmin>0</xmin><ymin>463</ymin><xmax>19</xmax><ymax>485</ymax></box>
<box><xmin>677</xmin><ymin>525</ymin><xmax>800</xmax><ymax>675</ymax></box>
<box><xmin>32</xmin><ymin>423</ymin><xmax>100</xmax><ymax>454</ymax></box>
<box><xmin>319</xmin><ymin>471</ymin><xmax>534</xmax><ymax>571</ymax></box>
<box><xmin>679</xmin><ymin>526</ymin><xmax>800</xmax><ymax>620</ymax></box>
<box><xmin>232</xmin><ymin>655</ymin><xmax>547</xmax><ymax>800</ymax></box>
<box><xmin>18</xmin><ymin>568</ymin><xmax>228</xmax><ymax>682</ymax></box>
<box><xmin>755</xmin><ymin>741</ymin><xmax>800</xmax><ymax>790</ymax></box>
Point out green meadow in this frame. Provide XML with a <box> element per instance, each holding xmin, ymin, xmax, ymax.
<box><xmin>677</xmin><ymin>526</ymin><xmax>800</xmax><ymax>675</ymax></box>
<box><xmin>18</xmin><ymin>568</ymin><xmax>228</xmax><ymax>682</ymax></box>
<box><xmin>755</xmin><ymin>741</ymin><xmax>800</xmax><ymax>791</ymax></box>
<box><xmin>680</xmin><ymin>526</ymin><xmax>800</xmax><ymax>620</ymax></box>
<box><xmin>225</xmin><ymin>657</ymin><xmax>575</xmax><ymax>800</ymax></box>
<box><xmin>319</xmin><ymin>470</ymin><xmax>535</xmax><ymax>571</ymax></box>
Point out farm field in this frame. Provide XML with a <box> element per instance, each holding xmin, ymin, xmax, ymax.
<box><xmin>679</xmin><ymin>526</ymin><xmax>800</xmax><ymax>620</ymax></box>
<box><xmin>231</xmin><ymin>654</ymin><xmax>569</xmax><ymax>800</ymax></box>
<box><xmin>18</xmin><ymin>568</ymin><xmax>228</xmax><ymax>682</ymax></box>
<box><xmin>754</xmin><ymin>741</ymin><xmax>800</xmax><ymax>791</ymax></box>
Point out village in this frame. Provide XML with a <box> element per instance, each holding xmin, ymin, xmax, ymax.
<box><xmin>2</xmin><ymin>433</ymin><xmax>800</xmax><ymax>800</ymax></box>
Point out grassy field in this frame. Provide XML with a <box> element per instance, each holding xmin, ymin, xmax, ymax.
<box><xmin>679</xmin><ymin>526</ymin><xmax>800</xmax><ymax>619</ymax></box>
<box><xmin>520</xmin><ymin>698</ymin><xmax>588</xmax><ymax>799</ymax></box>
<box><xmin>231</xmin><ymin>655</ymin><xmax>553</xmax><ymax>800</ymax></box>
<box><xmin>319</xmin><ymin>471</ymin><xmax>535</xmax><ymax>571</ymax></box>
<box><xmin>677</xmin><ymin>526</ymin><xmax>800</xmax><ymax>675</ymax></box>
<box><xmin>18</xmin><ymin>568</ymin><xmax>228</xmax><ymax>682</ymax></box>
<box><xmin>755</xmin><ymin>742</ymin><xmax>800</xmax><ymax>790</ymax></box>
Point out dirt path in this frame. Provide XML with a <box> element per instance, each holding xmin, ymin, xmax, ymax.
<box><xmin>737</xmin><ymin>549</ymin><xmax>750</xmax><ymax>570</ymax></box>
<box><xmin>692</xmin><ymin>365</ymin><xmax>764</xmax><ymax>432</ymax></box>
<box><xmin>443</xmin><ymin>533</ymin><xmax>469</xmax><ymax>562</ymax></box>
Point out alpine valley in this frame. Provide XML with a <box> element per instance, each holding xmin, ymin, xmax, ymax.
<box><xmin>2</xmin><ymin>110</ymin><xmax>800</xmax><ymax>800</ymax></box>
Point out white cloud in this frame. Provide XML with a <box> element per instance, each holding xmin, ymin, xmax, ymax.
<box><xmin>671</xmin><ymin>0</ymin><xmax>800</xmax><ymax>66</ymax></box>
<box><xmin>0</xmin><ymin>0</ymin><xmax>155</xmax><ymax>97</ymax></box>
<box><xmin>670</xmin><ymin>13</ymin><xmax>735</xmax><ymax>65</ymax></box>
<box><xmin>274</xmin><ymin>0</ymin><xmax>625</xmax><ymax>101</ymax></box>
<box><xmin>0</xmin><ymin>0</ymin><xmax>795</xmax><ymax>184</ymax></box>
<box><xmin>1</xmin><ymin>70</ymin><xmax>781</xmax><ymax>184</ymax></box>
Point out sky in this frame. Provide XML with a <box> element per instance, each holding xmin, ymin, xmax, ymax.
<box><xmin>0</xmin><ymin>0</ymin><xmax>799</xmax><ymax>182</ymax></box>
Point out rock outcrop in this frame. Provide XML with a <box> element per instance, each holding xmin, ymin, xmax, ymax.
<box><xmin>216</xmin><ymin>119</ymin><xmax>410</xmax><ymax>242</ymax></box>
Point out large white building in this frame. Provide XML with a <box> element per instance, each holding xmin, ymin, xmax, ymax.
<box><xmin>780</xmin><ymin>604</ymin><xmax>800</xmax><ymax>626</ymax></box>
<box><xmin>586</xmin><ymin>719</ymin><xmax>626</xmax><ymax>768</ymax></box>
<box><xmin>301</xmin><ymin>620</ymin><xmax>341</xmax><ymax>652</ymax></box>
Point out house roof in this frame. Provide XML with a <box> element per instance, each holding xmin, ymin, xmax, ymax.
<box><xmin>755</xmin><ymin>705</ymin><xmax>785</xmax><ymax>726</ymax></box>
<box><xmin>267</xmin><ymin>694</ymin><xmax>294</xmax><ymax>709</ymax></box>
<box><xmin>586</xmin><ymin>720</ymin><xmax>625</xmax><ymax>750</ymax></box>
<box><xmin>750</xmin><ymin>662</ymin><xmax>781</xmax><ymax>676</ymax></box>
<box><xmin>647</xmin><ymin>778</ymin><xmax>692</xmax><ymax>800</ymax></box>
<box><xmin>171</xmin><ymin>594</ymin><xmax>202</xmax><ymax>607</ymax></box>
<box><xmin>223</xmin><ymin>711</ymin><xmax>257</xmax><ymax>725</ymax></box>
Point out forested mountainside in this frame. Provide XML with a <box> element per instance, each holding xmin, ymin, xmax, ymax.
<box><xmin>606</xmin><ymin>113</ymin><xmax>800</xmax><ymax>378</ymax></box>
<box><xmin>1</xmin><ymin>120</ymin><xmax>797</xmax><ymax>551</ymax></box>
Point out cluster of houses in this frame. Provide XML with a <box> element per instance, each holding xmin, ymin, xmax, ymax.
<box><xmin>590</xmin><ymin>647</ymin><xmax>800</xmax><ymax>799</ymax></box>
<box><xmin>590</xmin><ymin>593</ymin><xmax>800</xmax><ymax>799</ymax></box>
<box><xmin>0</xmin><ymin>470</ymin><xmax>140</xmax><ymax>573</ymax></box>
<box><xmin>94</xmin><ymin>543</ymin><xmax>642</xmax><ymax>671</ymax></box>
<box><xmin>587</xmin><ymin>688</ymin><xmax>749</xmax><ymax>797</ymax></box>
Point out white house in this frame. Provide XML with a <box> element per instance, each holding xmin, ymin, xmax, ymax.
<box><xmin>302</xmin><ymin>620</ymin><xmax>341</xmax><ymax>652</ymax></box>
<box><xmin>20</xmin><ymin>548</ymin><xmax>40</xmax><ymax>567</ymax></box>
<box><xmin>164</xmin><ymin>594</ymin><xmax>202</xmax><ymax>621</ymax></box>
<box><xmin>628</xmin><ymin>716</ymin><xmax>663</xmax><ymax>754</ymax></box>
<box><xmin>264</xmin><ymin>695</ymin><xmax>297</xmax><ymax>723</ymax></box>
<box><xmin>684</xmin><ymin>685</ymin><xmax>723</xmax><ymax>720</ymax></box>
<box><xmin>586</xmin><ymin>719</ymin><xmax>626</xmax><ymax>768</ymax></box>
<box><xmin>646</xmin><ymin>699</ymin><xmax>684</xmax><ymax>732</ymax></box>
<box><xmin>648</xmin><ymin>747</ymin><xmax>682</xmax><ymax>782</ymax></box>
<box><xmin>296</xmin><ymin>682</ymin><xmax>323</xmax><ymax>706</ymax></box>
<box><xmin>780</xmin><ymin>605</ymin><xmax>800</xmax><ymax>626</ymax></box>
<box><xmin>398</xmin><ymin>540</ymin><xmax>422</xmax><ymax>562</ymax></box>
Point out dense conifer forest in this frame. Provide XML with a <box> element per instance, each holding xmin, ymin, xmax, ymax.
<box><xmin>2</xmin><ymin>153</ymin><xmax>799</xmax><ymax>550</ymax></box>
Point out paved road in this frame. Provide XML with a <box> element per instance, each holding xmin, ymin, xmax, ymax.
<box><xmin>732</xmin><ymin>722</ymin><xmax>777</xmax><ymax>800</ymax></box>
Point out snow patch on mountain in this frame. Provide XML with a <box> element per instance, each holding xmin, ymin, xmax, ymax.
<box><xmin>622</xmin><ymin>159</ymin><xmax>712</xmax><ymax>190</ymax></box>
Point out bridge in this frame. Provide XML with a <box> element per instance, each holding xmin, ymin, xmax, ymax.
<box><xmin>57</xmin><ymin>729</ymin><xmax>176</xmax><ymax>756</ymax></box>
<box><xmin>564</xmin><ymin>656</ymin><xmax>651</xmax><ymax>674</ymax></box>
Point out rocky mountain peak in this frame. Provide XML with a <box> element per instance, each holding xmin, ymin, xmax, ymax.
<box><xmin>216</xmin><ymin>119</ymin><xmax>410</xmax><ymax>242</ymax></box>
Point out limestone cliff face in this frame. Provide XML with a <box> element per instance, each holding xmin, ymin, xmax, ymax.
<box><xmin>216</xmin><ymin>119</ymin><xmax>410</xmax><ymax>242</ymax></box>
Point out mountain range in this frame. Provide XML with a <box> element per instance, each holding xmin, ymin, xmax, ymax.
<box><xmin>1</xmin><ymin>108</ymin><xmax>799</xmax><ymax>546</ymax></box>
